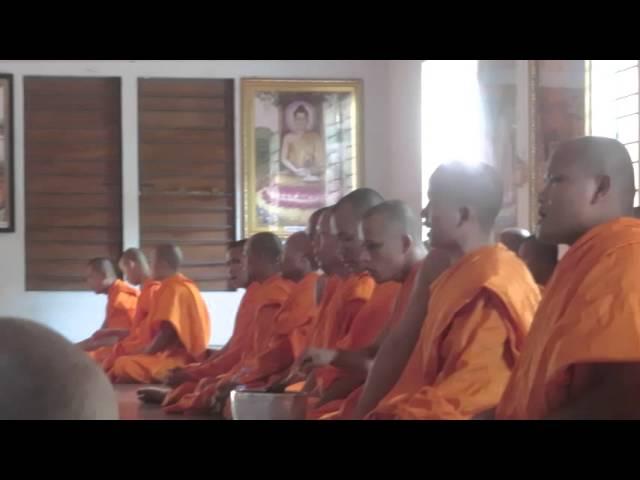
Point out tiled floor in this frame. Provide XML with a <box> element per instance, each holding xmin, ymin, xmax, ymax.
<box><xmin>115</xmin><ymin>384</ymin><xmax>217</xmax><ymax>421</ymax></box>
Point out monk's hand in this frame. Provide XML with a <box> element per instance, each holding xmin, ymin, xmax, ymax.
<box><xmin>418</xmin><ymin>248</ymin><xmax>452</xmax><ymax>287</ymax></box>
<box><xmin>165</xmin><ymin>367</ymin><xmax>191</xmax><ymax>387</ymax></box>
<box><xmin>298</xmin><ymin>347</ymin><xmax>337</xmax><ymax>373</ymax></box>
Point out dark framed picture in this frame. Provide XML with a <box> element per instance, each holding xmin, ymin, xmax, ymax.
<box><xmin>0</xmin><ymin>74</ymin><xmax>14</xmax><ymax>233</ymax></box>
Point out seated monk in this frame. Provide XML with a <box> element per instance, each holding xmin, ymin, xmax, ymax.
<box><xmin>264</xmin><ymin>206</ymin><xmax>351</xmax><ymax>391</ymax></box>
<box><xmin>107</xmin><ymin>244</ymin><xmax>211</xmax><ymax>384</ymax></box>
<box><xmin>208</xmin><ymin>232</ymin><xmax>322</xmax><ymax>414</ymax></box>
<box><xmin>352</xmin><ymin>161</ymin><xmax>541</xmax><ymax>420</ymax></box>
<box><xmin>161</xmin><ymin>232</ymin><xmax>294</xmax><ymax>414</ymax></box>
<box><xmin>499</xmin><ymin>227</ymin><xmax>531</xmax><ymax>254</ymax></box>
<box><xmin>0</xmin><ymin>317</ymin><xmax>117</xmax><ymax>420</ymax></box>
<box><xmin>77</xmin><ymin>257</ymin><xmax>139</xmax><ymax>363</ymax></box>
<box><xmin>299</xmin><ymin>200</ymin><xmax>427</xmax><ymax>419</ymax></box>
<box><xmin>517</xmin><ymin>234</ymin><xmax>558</xmax><ymax>289</ymax></box>
<box><xmin>136</xmin><ymin>239</ymin><xmax>258</xmax><ymax>404</ymax></box>
<box><xmin>280</xmin><ymin>190</ymin><xmax>383</xmax><ymax>393</ymax></box>
<box><xmin>486</xmin><ymin>136</ymin><xmax>640</xmax><ymax>420</ymax></box>
<box><xmin>153</xmin><ymin>211</ymin><xmax>325</xmax><ymax>407</ymax></box>
<box><xmin>101</xmin><ymin>248</ymin><xmax>162</xmax><ymax>372</ymax></box>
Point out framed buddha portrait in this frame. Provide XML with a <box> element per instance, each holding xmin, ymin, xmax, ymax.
<box><xmin>241</xmin><ymin>78</ymin><xmax>362</xmax><ymax>238</ymax></box>
<box><xmin>0</xmin><ymin>74</ymin><xmax>13</xmax><ymax>233</ymax></box>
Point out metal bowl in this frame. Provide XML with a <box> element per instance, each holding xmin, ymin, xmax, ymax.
<box><xmin>230</xmin><ymin>389</ymin><xmax>308</xmax><ymax>420</ymax></box>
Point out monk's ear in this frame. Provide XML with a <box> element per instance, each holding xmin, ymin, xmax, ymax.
<box><xmin>458</xmin><ymin>206</ymin><xmax>470</xmax><ymax>227</ymax></box>
<box><xmin>592</xmin><ymin>174</ymin><xmax>611</xmax><ymax>204</ymax></box>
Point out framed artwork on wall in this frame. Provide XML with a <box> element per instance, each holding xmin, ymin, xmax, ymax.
<box><xmin>241</xmin><ymin>78</ymin><xmax>363</xmax><ymax>238</ymax></box>
<box><xmin>0</xmin><ymin>74</ymin><xmax>14</xmax><ymax>233</ymax></box>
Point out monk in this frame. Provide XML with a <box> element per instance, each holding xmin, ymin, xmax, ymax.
<box><xmin>281</xmin><ymin>190</ymin><xmax>382</xmax><ymax>394</ymax></box>
<box><xmin>299</xmin><ymin>200</ymin><xmax>427</xmax><ymax>419</ymax></box>
<box><xmin>499</xmin><ymin>227</ymin><xmax>531</xmax><ymax>254</ymax></box>
<box><xmin>101</xmin><ymin>248</ymin><xmax>162</xmax><ymax>372</ymax></box>
<box><xmin>264</xmin><ymin>206</ymin><xmax>350</xmax><ymax>391</ymax></box>
<box><xmin>517</xmin><ymin>235</ymin><xmax>558</xmax><ymax>288</ymax></box>
<box><xmin>107</xmin><ymin>244</ymin><xmax>211</xmax><ymax>384</ymax></box>
<box><xmin>77</xmin><ymin>257</ymin><xmax>139</xmax><ymax>363</ymax></box>
<box><xmin>0</xmin><ymin>317</ymin><xmax>117</xmax><ymax>420</ymax></box>
<box><xmin>161</xmin><ymin>233</ymin><xmax>293</xmax><ymax>414</ymax></box>
<box><xmin>352</xmin><ymin>161</ymin><xmax>541</xmax><ymax>420</ymax></box>
<box><xmin>208</xmin><ymin>232</ymin><xmax>321</xmax><ymax>412</ymax></box>
<box><xmin>489</xmin><ymin>136</ymin><xmax>640</xmax><ymax>420</ymax></box>
<box><xmin>137</xmin><ymin>239</ymin><xmax>252</xmax><ymax>404</ymax></box>
<box><xmin>308</xmin><ymin>188</ymin><xmax>382</xmax><ymax>350</ymax></box>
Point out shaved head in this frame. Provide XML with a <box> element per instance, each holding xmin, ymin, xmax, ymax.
<box><xmin>428</xmin><ymin>162</ymin><xmax>503</xmax><ymax>233</ymax></box>
<box><xmin>334</xmin><ymin>188</ymin><xmax>385</xmax><ymax>272</ymax></box>
<box><xmin>425</xmin><ymin>162</ymin><xmax>503</xmax><ymax>252</ymax></box>
<box><xmin>0</xmin><ymin>317</ymin><xmax>118</xmax><ymax>420</ymax></box>
<box><xmin>86</xmin><ymin>257</ymin><xmax>117</xmax><ymax>293</ymax></box>
<box><xmin>538</xmin><ymin>136</ymin><xmax>635</xmax><ymax>245</ymax></box>
<box><xmin>335</xmin><ymin>188</ymin><xmax>385</xmax><ymax>218</ymax></box>
<box><xmin>119</xmin><ymin>248</ymin><xmax>151</xmax><ymax>286</ymax></box>
<box><xmin>153</xmin><ymin>244</ymin><xmax>183</xmax><ymax>280</ymax></box>
<box><xmin>87</xmin><ymin>257</ymin><xmax>116</xmax><ymax>278</ymax></box>
<box><xmin>500</xmin><ymin>228</ymin><xmax>531</xmax><ymax>253</ymax></box>
<box><xmin>554</xmin><ymin>136</ymin><xmax>635</xmax><ymax>212</ymax></box>
<box><xmin>363</xmin><ymin>200</ymin><xmax>423</xmax><ymax>244</ymax></box>
<box><xmin>245</xmin><ymin>232</ymin><xmax>283</xmax><ymax>282</ymax></box>
<box><xmin>247</xmin><ymin>232</ymin><xmax>283</xmax><ymax>263</ymax></box>
<box><xmin>282</xmin><ymin>231</ymin><xmax>315</xmax><ymax>282</ymax></box>
<box><xmin>361</xmin><ymin>200</ymin><xmax>425</xmax><ymax>283</ymax></box>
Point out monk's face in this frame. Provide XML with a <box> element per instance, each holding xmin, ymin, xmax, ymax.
<box><xmin>226</xmin><ymin>246</ymin><xmax>246</xmax><ymax>290</ymax></box>
<box><xmin>316</xmin><ymin>211</ymin><xmax>341</xmax><ymax>272</ymax></box>
<box><xmin>86</xmin><ymin>266</ymin><xmax>106</xmax><ymax>293</ymax></box>
<box><xmin>118</xmin><ymin>258</ymin><xmax>141</xmax><ymax>286</ymax></box>
<box><xmin>424</xmin><ymin>181</ymin><xmax>463</xmax><ymax>250</ymax></box>
<box><xmin>282</xmin><ymin>239</ymin><xmax>310</xmax><ymax>282</ymax></box>
<box><xmin>152</xmin><ymin>258</ymin><xmax>172</xmax><ymax>281</ymax></box>
<box><xmin>334</xmin><ymin>203</ymin><xmax>364</xmax><ymax>273</ymax></box>
<box><xmin>360</xmin><ymin>214</ymin><xmax>407</xmax><ymax>283</ymax></box>
<box><xmin>538</xmin><ymin>153</ymin><xmax>599</xmax><ymax>244</ymax></box>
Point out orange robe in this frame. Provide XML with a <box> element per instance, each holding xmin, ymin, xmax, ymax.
<box><xmin>311</xmin><ymin>272</ymin><xmax>376</xmax><ymax>349</ymax></box>
<box><xmin>365</xmin><ymin>244</ymin><xmax>540</xmax><ymax>420</ymax></box>
<box><xmin>101</xmin><ymin>279</ymin><xmax>162</xmax><ymax>371</ymax></box>
<box><xmin>308</xmin><ymin>281</ymin><xmax>401</xmax><ymax>419</ymax></box>
<box><xmin>285</xmin><ymin>272</ymin><xmax>375</xmax><ymax>393</ymax></box>
<box><xmin>163</xmin><ymin>275</ymin><xmax>293</xmax><ymax>414</ymax></box>
<box><xmin>232</xmin><ymin>272</ymin><xmax>321</xmax><ymax>387</ymax></box>
<box><xmin>108</xmin><ymin>273</ymin><xmax>211</xmax><ymax>384</ymax></box>
<box><xmin>287</xmin><ymin>274</ymin><xmax>340</xmax><ymax>359</ymax></box>
<box><xmin>88</xmin><ymin>279</ymin><xmax>139</xmax><ymax>363</ymax></box>
<box><xmin>497</xmin><ymin>218</ymin><xmax>640</xmax><ymax>420</ymax></box>
<box><xmin>159</xmin><ymin>283</ymin><xmax>263</xmax><ymax>407</ymax></box>
<box><xmin>314</xmin><ymin>262</ymin><xmax>424</xmax><ymax>420</ymax></box>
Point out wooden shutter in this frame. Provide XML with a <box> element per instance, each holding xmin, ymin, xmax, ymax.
<box><xmin>138</xmin><ymin>78</ymin><xmax>235</xmax><ymax>291</ymax></box>
<box><xmin>24</xmin><ymin>77</ymin><xmax>123</xmax><ymax>291</ymax></box>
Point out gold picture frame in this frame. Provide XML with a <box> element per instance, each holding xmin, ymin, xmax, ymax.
<box><xmin>241</xmin><ymin>78</ymin><xmax>363</xmax><ymax>238</ymax></box>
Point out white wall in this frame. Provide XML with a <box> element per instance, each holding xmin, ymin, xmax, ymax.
<box><xmin>387</xmin><ymin>60</ymin><xmax>422</xmax><ymax>213</ymax></box>
<box><xmin>0</xmin><ymin>60</ymin><xmax>396</xmax><ymax>345</ymax></box>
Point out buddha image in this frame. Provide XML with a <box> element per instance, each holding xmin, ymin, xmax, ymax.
<box><xmin>280</xmin><ymin>102</ymin><xmax>325</xmax><ymax>182</ymax></box>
